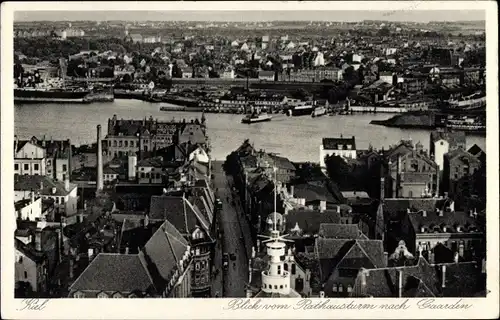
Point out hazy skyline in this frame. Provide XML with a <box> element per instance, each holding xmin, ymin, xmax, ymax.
<box><xmin>14</xmin><ymin>10</ymin><xmax>485</xmax><ymax>23</ymax></box>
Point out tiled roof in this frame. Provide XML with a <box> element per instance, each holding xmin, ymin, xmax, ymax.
<box><xmin>353</xmin><ymin>258</ymin><xmax>483</xmax><ymax>297</ymax></box>
<box><xmin>407</xmin><ymin>210</ymin><xmax>482</xmax><ymax>234</ymax></box>
<box><xmin>315</xmin><ymin>238</ymin><xmax>385</xmax><ymax>283</ymax></box>
<box><xmin>322</xmin><ymin>137</ymin><xmax>356</xmax><ymax>150</ymax></box>
<box><xmin>141</xmin><ymin>220</ymin><xmax>189</xmax><ymax>289</ymax></box>
<box><xmin>318</xmin><ymin>224</ymin><xmax>368</xmax><ymax>240</ymax></box>
<box><xmin>383</xmin><ymin>198</ymin><xmax>448</xmax><ymax>220</ymax></box>
<box><xmin>445</xmin><ymin>148</ymin><xmax>481</xmax><ymax>165</ymax></box>
<box><xmin>293</xmin><ymin>183</ymin><xmax>339</xmax><ymax>204</ymax></box>
<box><xmin>69</xmin><ymin>253</ymin><xmax>155</xmax><ymax>293</ymax></box>
<box><xmin>14</xmin><ymin>174</ymin><xmax>76</xmax><ymax>196</ymax></box>
<box><xmin>149</xmin><ymin>195</ymin><xmax>210</xmax><ymax>234</ymax></box>
<box><xmin>286</xmin><ymin>209</ymin><xmax>341</xmax><ymax>236</ymax></box>
<box><xmin>137</xmin><ymin>156</ymin><xmax>164</xmax><ymax>168</ymax></box>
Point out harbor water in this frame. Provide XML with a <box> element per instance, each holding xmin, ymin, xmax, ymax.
<box><xmin>14</xmin><ymin>99</ymin><xmax>486</xmax><ymax>162</ymax></box>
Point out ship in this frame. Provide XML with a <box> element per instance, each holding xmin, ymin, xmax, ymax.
<box><xmin>311</xmin><ymin>106</ymin><xmax>327</xmax><ymax>118</ymax></box>
<box><xmin>446</xmin><ymin>115</ymin><xmax>486</xmax><ymax>133</ymax></box>
<box><xmin>241</xmin><ymin>111</ymin><xmax>272</xmax><ymax>124</ymax></box>
<box><xmin>14</xmin><ymin>87</ymin><xmax>91</xmax><ymax>103</ymax></box>
<box><xmin>286</xmin><ymin>101</ymin><xmax>314</xmax><ymax>116</ymax></box>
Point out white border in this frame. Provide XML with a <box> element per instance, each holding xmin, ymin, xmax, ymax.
<box><xmin>1</xmin><ymin>2</ymin><xmax>498</xmax><ymax>319</ymax></box>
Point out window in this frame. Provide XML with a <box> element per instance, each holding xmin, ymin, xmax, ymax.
<box><xmin>277</xmin><ymin>265</ymin><xmax>281</xmax><ymax>275</ymax></box>
<box><xmin>62</xmin><ymin>164</ymin><xmax>67</xmax><ymax>171</ymax></box>
<box><xmin>97</xmin><ymin>292</ymin><xmax>108</xmax><ymax>298</ymax></box>
<box><xmin>280</xmin><ymin>285</ymin><xmax>283</xmax><ymax>289</ymax></box>
<box><xmin>19</xmin><ymin>256</ymin><xmax>23</xmax><ymax>263</ymax></box>
<box><xmin>34</xmin><ymin>163</ymin><xmax>39</xmax><ymax>171</ymax></box>
<box><xmin>291</xmin><ymin>264</ymin><xmax>296</xmax><ymax>275</ymax></box>
<box><xmin>274</xmin><ymin>285</ymin><xmax>277</xmax><ymax>289</ymax></box>
<box><xmin>119</xmin><ymin>141</ymin><xmax>123</xmax><ymax>147</ymax></box>
<box><xmin>74</xmin><ymin>291</ymin><xmax>85</xmax><ymax>298</ymax></box>
<box><xmin>284</xmin><ymin>263</ymin><xmax>288</xmax><ymax>271</ymax></box>
<box><xmin>14</xmin><ymin>164</ymin><xmax>19</xmax><ymax>171</ymax></box>
<box><xmin>24</xmin><ymin>164</ymin><xmax>29</xmax><ymax>170</ymax></box>
<box><xmin>140</xmin><ymin>172</ymin><xmax>145</xmax><ymax>178</ymax></box>
<box><xmin>339</xmin><ymin>284</ymin><xmax>344</xmax><ymax>292</ymax></box>
<box><xmin>61</xmin><ymin>197</ymin><xmax>65</xmax><ymax>204</ymax></box>
<box><xmin>347</xmin><ymin>285</ymin><xmax>353</xmax><ymax>293</ymax></box>
<box><xmin>195</xmin><ymin>262</ymin><xmax>200</xmax><ymax>270</ymax></box>
<box><xmin>24</xmin><ymin>271</ymin><xmax>28</xmax><ymax>279</ymax></box>
<box><xmin>332</xmin><ymin>284</ymin><xmax>338</xmax><ymax>292</ymax></box>
<box><xmin>124</xmin><ymin>141</ymin><xmax>128</xmax><ymax>147</ymax></box>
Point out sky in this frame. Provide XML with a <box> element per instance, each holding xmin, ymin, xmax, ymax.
<box><xmin>14</xmin><ymin>10</ymin><xmax>485</xmax><ymax>23</ymax></box>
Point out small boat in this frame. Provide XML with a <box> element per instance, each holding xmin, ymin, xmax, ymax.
<box><xmin>241</xmin><ymin>112</ymin><xmax>272</xmax><ymax>124</ymax></box>
<box><xmin>311</xmin><ymin>106</ymin><xmax>327</xmax><ymax>118</ymax></box>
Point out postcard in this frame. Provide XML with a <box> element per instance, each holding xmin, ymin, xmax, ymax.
<box><xmin>1</xmin><ymin>1</ymin><xmax>498</xmax><ymax>319</ymax></box>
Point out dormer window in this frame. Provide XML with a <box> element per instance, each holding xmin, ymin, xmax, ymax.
<box><xmin>73</xmin><ymin>291</ymin><xmax>85</xmax><ymax>298</ymax></box>
<box><xmin>97</xmin><ymin>292</ymin><xmax>109</xmax><ymax>298</ymax></box>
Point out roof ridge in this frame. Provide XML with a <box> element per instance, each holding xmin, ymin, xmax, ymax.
<box><xmin>162</xmin><ymin>223</ymin><xmax>180</xmax><ymax>263</ymax></box>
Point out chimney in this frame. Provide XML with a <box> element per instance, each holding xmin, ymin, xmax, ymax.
<box><xmin>88</xmin><ymin>248</ymin><xmax>94</xmax><ymax>260</ymax></box>
<box><xmin>441</xmin><ymin>265</ymin><xmax>447</xmax><ymax>288</ymax></box>
<box><xmin>290</xmin><ymin>185</ymin><xmax>294</xmax><ymax>197</ymax></box>
<box><xmin>125</xmin><ymin>247</ymin><xmax>129</xmax><ymax>254</ymax></box>
<box><xmin>65</xmin><ymin>177</ymin><xmax>70</xmax><ymax>192</ymax></box>
<box><xmin>251</xmin><ymin>246</ymin><xmax>256</xmax><ymax>258</ymax></box>
<box><xmin>429</xmin><ymin>251</ymin><xmax>435</xmax><ymax>264</ymax></box>
<box><xmin>257</xmin><ymin>240</ymin><xmax>261</xmax><ymax>253</ymax></box>
<box><xmin>96</xmin><ymin>125</ymin><xmax>104</xmax><ymax>192</ymax></box>
<box><xmin>469</xmin><ymin>210</ymin><xmax>474</xmax><ymax>217</ymax></box>
<box><xmin>34</xmin><ymin>229</ymin><xmax>42</xmax><ymax>251</ymax></box>
<box><xmin>14</xmin><ymin>135</ymin><xmax>18</xmax><ymax>154</ymax></box>
<box><xmin>383</xmin><ymin>252</ymin><xmax>388</xmax><ymax>266</ymax></box>
<box><xmin>422</xmin><ymin>210</ymin><xmax>427</xmax><ymax>217</ymax></box>
<box><xmin>319</xmin><ymin>200</ymin><xmax>326</xmax><ymax>212</ymax></box>
<box><xmin>398</xmin><ymin>270</ymin><xmax>403</xmax><ymax>298</ymax></box>
<box><xmin>439</xmin><ymin>210</ymin><xmax>444</xmax><ymax>217</ymax></box>
<box><xmin>336</xmin><ymin>205</ymin><xmax>340</xmax><ymax>214</ymax></box>
<box><xmin>51</xmin><ymin>187</ymin><xmax>57</xmax><ymax>195</ymax></box>
<box><xmin>458</xmin><ymin>244</ymin><xmax>464</xmax><ymax>257</ymax></box>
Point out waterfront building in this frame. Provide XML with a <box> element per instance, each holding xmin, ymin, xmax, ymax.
<box><xmin>383</xmin><ymin>140</ymin><xmax>439</xmax><ymax>198</ymax></box>
<box><xmin>14</xmin><ymin>136</ymin><xmax>46</xmax><ymax>176</ymax></box>
<box><xmin>14</xmin><ymin>136</ymin><xmax>72</xmax><ymax>182</ymax></box>
<box><xmin>429</xmin><ymin>130</ymin><xmax>466</xmax><ymax>171</ymax></box>
<box><xmin>442</xmin><ymin>148</ymin><xmax>481</xmax><ymax>199</ymax></box>
<box><xmin>105</xmin><ymin>115</ymin><xmax>206</xmax><ymax>159</ymax></box>
<box><xmin>319</xmin><ymin>136</ymin><xmax>357</xmax><ymax>168</ymax></box>
<box><xmin>400</xmin><ymin>207</ymin><xmax>484</xmax><ymax>262</ymax></box>
<box><xmin>68</xmin><ymin>220</ymin><xmax>193</xmax><ymax>298</ymax></box>
<box><xmin>258</xmin><ymin>71</ymin><xmax>275</xmax><ymax>81</ymax></box>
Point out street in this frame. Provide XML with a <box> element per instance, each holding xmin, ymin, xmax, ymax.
<box><xmin>212</xmin><ymin>161</ymin><xmax>251</xmax><ymax>297</ymax></box>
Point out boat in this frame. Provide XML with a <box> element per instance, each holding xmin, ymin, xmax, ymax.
<box><xmin>446</xmin><ymin>115</ymin><xmax>486</xmax><ymax>132</ymax></box>
<box><xmin>159</xmin><ymin>103</ymin><xmax>187</xmax><ymax>111</ymax></box>
<box><xmin>241</xmin><ymin>112</ymin><xmax>272</xmax><ymax>124</ymax></box>
<box><xmin>286</xmin><ymin>102</ymin><xmax>314</xmax><ymax>116</ymax></box>
<box><xmin>14</xmin><ymin>87</ymin><xmax>91</xmax><ymax>103</ymax></box>
<box><xmin>311</xmin><ymin>106</ymin><xmax>327</xmax><ymax>118</ymax></box>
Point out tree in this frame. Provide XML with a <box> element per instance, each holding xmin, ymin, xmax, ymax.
<box><xmin>324</xmin><ymin>155</ymin><xmax>351</xmax><ymax>187</ymax></box>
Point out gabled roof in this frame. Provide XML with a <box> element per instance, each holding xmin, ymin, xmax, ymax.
<box><xmin>315</xmin><ymin>238</ymin><xmax>385</xmax><ymax>283</ymax></box>
<box><xmin>293</xmin><ymin>182</ymin><xmax>339</xmax><ymax>204</ymax></box>
<box><xmin>14</xmin><ymin>174</ymin><xmax>76</xmax><ymax>196</ymax></box>
<box><xmin>445</xmin><ymin>148</ymin><xmax>481</xmax><ymax>165</ymax></box>
<box><xmin>286</xmin><ymin>209</ymin><xmax>341</xmax><ymax>237</ymax></box>
<box><xmin>149</xmin><ymin>195</ymin><xmax>210</xmax><ymax>235</ymax></box>
<box><xmin>15</xmin><ymin>238</ymin><xmax>46</xmax><ymax>263</ymax></box>
<box><xmin>140</xmin><ymin>220</ymin><xmax>189</xmax><ymax>290</ymax></box>
<box><xmin>407</xmin><ymin>210</ymin><xmax>482</xmax><ymax>234</ymax></box>
<box><xmin>352</xmin><ymin>258</ymin><xmax>483</xmax><ymax>297</ymax></box>
<box><xmin>69</xmin><ymin>253</ymin><xmax>155</xmax><ymax>294</ymax></box>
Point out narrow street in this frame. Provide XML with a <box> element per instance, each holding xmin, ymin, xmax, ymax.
<box><xmin>212</xmin><ymin>161</ymin><xmax>252</xmax><ymax>297</ymax></box>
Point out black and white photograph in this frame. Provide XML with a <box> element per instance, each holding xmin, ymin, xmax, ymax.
<box><xmin>1</xmin><ymin>1</ymin><xmax>498</xmax><ymax>319</ymax></box>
